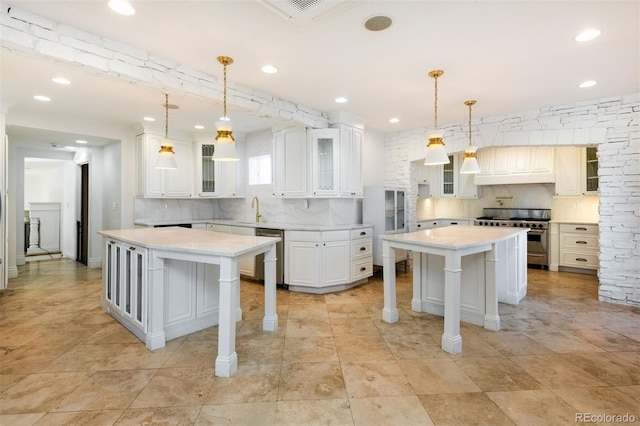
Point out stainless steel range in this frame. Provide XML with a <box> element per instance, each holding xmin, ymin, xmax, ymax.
<box><xmin>474</xmin><ymin>208</ymin><xmax>551</xmax><ymax>268</ymax></box>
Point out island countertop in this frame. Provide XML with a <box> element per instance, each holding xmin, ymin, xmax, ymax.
<box><xmin>99</xmin><ymin>227</ymin><xmax>280</xmax><ymax>258</ymax></box>
<box><xmin>381</xmin><ymin>225</ymin><xmax>528</xmax><ymax>250</ymax></box>
<box><xmin>134</xmin><ymin>219</ymin><xmax>372</xmax><ymax>232</ymax></box>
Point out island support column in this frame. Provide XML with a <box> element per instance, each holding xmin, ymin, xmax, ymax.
<box><xmin>216</xmin><ymin>256</ymin><xmax>240</xmax><ymax>377</ymax></box>
<box><xmin>262</xmin><ymin>244</ymin><xmax>278</xmax><ymax>331</ymax></box>
<box><xmin>146</xmin><ymin>252</ymin><xmax>166</xmax><ymax>350</ymax></box>
<box><xmin>382</xmin><ymin>240</ymin><xmax>399</xmax><ymax>323</ymax></box>
<box><xmin>484</xmin><ymin>243</ymin><xmax>501</xmax><ymax>331</ymax></box>
<box><xmin>441</xmin><ymin>250</ymin><xmax>462</xmax><ymax>354</ymax></box>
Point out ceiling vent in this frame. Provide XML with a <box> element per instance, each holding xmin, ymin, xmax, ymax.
<box><xmin>259</xmin><ymin>0</ymin><xmax>358</xmax><ymax>27</ymax></box>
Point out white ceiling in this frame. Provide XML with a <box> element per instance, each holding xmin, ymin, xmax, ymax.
<box><xmin>2</xmin><ymin>0</ymin><xmax>639</xmax><ymax>150</ymax></box>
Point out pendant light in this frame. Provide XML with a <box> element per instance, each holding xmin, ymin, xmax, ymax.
<box><xmin>212</xmin><ymin>56</ymin><xmax>239</xmax><ymax>161</ymax></box>
<box><xmin>424</xmin><ymin>70</ymin><xmax>450</xmax><ymax>166</ymax></box>
<box><xmin>460</xmin><ymin>99</ymin><xmax>481</xmax><ymax>174</ymax></box>
<box><xmin>155</xmin><ymin>93</ymin><xmax>178</xmax><ymax>170</ymax></box>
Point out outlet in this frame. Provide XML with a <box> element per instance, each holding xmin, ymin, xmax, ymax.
<box><xmin>162</xmin><ymin>204</ymin><xmax>167</xmax><ymax>212</ymax></box>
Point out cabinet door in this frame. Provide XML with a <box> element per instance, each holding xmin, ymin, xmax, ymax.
<box><xmin>511</xmin><ymin>147</ymin><xmax>531</xmax><ymax>174</ymax></box>
<box><xmin>395</xmin><ymin>191</ymin><xmax>406</xmax><ymax>231</ymax></box>
<box><xmin>197</xmin><ymin>142</ymin><xmax>218</xmax><ymax>196</ymax></box>
<box><xmin>458</xmin><ymin>153</ymin><xmax>479</xmax><ymax>199</ymax></box>
<box><xmin>583</xmin><ymin>146</ymin><xmax>599</xmax><ymax>194</ymax></box>
<box><xmin>288</xmin><ymin>240</ymin><xmax>321</xmax><ymax>287</ymax></box>
<box><xmin>105</xmin><ymin>240</ymin><xmax>122</xmax><ymax>310</ymax></box>
<box><xmin>273</xmin><ymin>128</ymin><xmax>308</xmax><ymax>197</ymax></box>
<box><xmin>492</xmin><ymin>148</ymin><xmax>512</xmax><ymax>175</ymax></box>
<box><xmin>529</xmin><ymin>147</ymin><xmax>554</xmax><ymax>174</ymax></box>
<box><xmin>310</xmin><ymin>128</ymin><xmax>339</xmax><ymax>196</ymax></box>
<box><xmin>555</xmin><ymin>146</ymin><xmax>581</xmax><ymax>196</ymax></box>
<box><xmin>323</xmin><ymin>240</ymin><xmax>350</xmax><ymax>285</ymax></box>
<box><xmin>441</xmin><ymin>155</ymin><xmax>456</xmax><ymax>197</ymax></box>
<box><xmin>164</xmin><ymin>139</ymin><xmax>194</xmax><ymax>197</ymax></box>
<box><xmin>339</xmin><ymin>125</ymin><xmax>364</xmax><ymax>196</ymax></box>
<box><xmin>124</xmin><ymin>244</ymin><xmax>147</xmax><ymax>332</ymax></box>
<box><xmin>164</xmin><ymin>259</ymin><xmax>197</xmax><ymax>326</ymax></box>
<box><xmin>137</xmin><ymin>134</ymin><xmax>163</xmax><ymax>197</ymax></box>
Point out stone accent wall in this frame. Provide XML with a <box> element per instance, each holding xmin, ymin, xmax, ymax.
<box><xmin>385</xmin><ymin>94</ymin><xmax>640</xmax><ymax>306</ymax></box>
<box><xmin>0</xmin><ymin>6</ymin><xmax>329</xmax><ymax>129</ymax></box>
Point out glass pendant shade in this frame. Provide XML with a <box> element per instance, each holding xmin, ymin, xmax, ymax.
<box><xmin>156</xmin><ymin>140</ymin><xmax>178</xmax><ymax>169</ymax></box>
<box><xmin>460</xmin><ymin>146</ymin><xmax>481</xmax><ymax>174</ymax></box>
<box><xmin>212</xmin><ymin>119</ymin><xmax>239</xmax><ymax>161</ymax></box>
<box><xmin>424</xmin><ymin>133</ymin><xmax>449</xmax><ymax>165</ymax></box>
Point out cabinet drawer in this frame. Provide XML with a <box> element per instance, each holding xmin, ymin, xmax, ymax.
<box><xmin>559</xmin><ymin>224</ymin><xmax>598</xmax><ymax>234</ymax></box>
<box><xmin>207</xmin><ymin>224</ymin><xmax>231</xmax><ymax>233</ymax></box>
<box><xmin>416</xmin><ymin>221</ymin><xmax>438</xmax><ymax>229</ymax></box>
<box><xmin>351</xmin><ymin>239</ymin><xmax>372</xmax><ymax>260</ymax></box>
<box><xmin>323</xmin><ymin>230</ymin><xmax>350</xmax><ymax>242</ymax></box>
<box><xmin>351</xmin><ymin>228</ymin><xmax>373</xmax><ymax>239</ymax></box>
<box><xmin>560</xmin><ymin>234</ymin><xmax>599</xmax><ymax>252</ymax></box>
<box><xmin>352</xmin><ymin>258</ymin><xmax>373</xmax><ymax>281</ymax></box>
<box><xmin>288</xmin><ymin>231</ymin><xmax>321</xmax><ymax>242</ymax></box>
<box><xmin>560</xmin><ymin>251</ymin><xmax>599</xmax><ymax>269</ymax></box>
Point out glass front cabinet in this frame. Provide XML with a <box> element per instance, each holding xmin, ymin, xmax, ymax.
<box><xmin>310</xmin><ymin>128</ymin><xmax>339</xmax><ymax>196</ymax></box>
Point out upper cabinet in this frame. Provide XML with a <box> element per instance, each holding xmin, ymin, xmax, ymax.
<box><xmin>555</xmin><ymin>146</ymin><xmax>598</xmax><ymax>196</ymax></box>
<box><xmin>474</xmin><ymin>146</ymin><xmax>555</xmax><ymax>185</ymax></box>
<box><xmin>195</xmin><ymin>142</ymin><xmax>242</xmax><ymax>198</ymax></box>
<box><xmin>135</xmin><ymin>133</ymin><xmax>194</xmax><ymax>198</ymax></box>
<box><xmin>418</xmin><ymin>153</ymin><xmax>479</xmax><ymax>199</ymax></box>
<box><xmin>272</xmin><ymin>124</ymin><xmax>365</xmax><ymax>198</ymax></box>
<box><xmin>310</xmin><ymin>128</ymin><xmax>340</xmax><ymax>196</ymax></box>
<box><xmin>273</xmin><ymin>127</ymin><xmax>308</xmax><ymax>197</ymax></box>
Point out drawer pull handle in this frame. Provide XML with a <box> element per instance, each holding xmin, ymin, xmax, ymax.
<box><xmin>109</xmin><ymin>240</ymin><xmax>116</xmax><ymax>245</ymax></box>
<box><xmin>360</xmin><ymin>231</ymin><xmax>366</xmax><ymax>236</ymax></box>
<box><xmin>576</xmin><ymin>227</ymin><xmax>587</xmax><ymax>231</ymax></box>
<box><xmin>360</xmin><ymin>267</ymin><xmax>366</xmax><ymax>272</ymax></box>
<box><xmin>576</xmin><ymin>241</ymin><xmax>588</xmax><ymax>244</ymax></box>
<box><xmin>360</xmin><ymin>247</ymin><xmax>367</xmax><ymax>251</ymax></box>
<box><xmin>576</xmin><ymin>258</ymin><xmax>587</xmax><ymax>262</ymax></box>
<box><xmin>451</xmin><ymin>222</ymin><xmax>458</xmax><ymax>225</ymax></box>
<box><xmin>129</xmin><ymin>247</ymin><xmax>136</xmax><ymax>251</ymax></box>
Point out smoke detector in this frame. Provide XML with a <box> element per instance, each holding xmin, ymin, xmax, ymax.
<box><xmin>259</xmin><ymin>0</ymin><xmax>358</xmax><ymax>27</ymax></box>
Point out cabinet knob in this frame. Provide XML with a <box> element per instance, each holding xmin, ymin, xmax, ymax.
<box><xmin>360</xmin><ymin>267</ymin><xmax>366</xmax><ymax>272</ymax></box>
<box><xmin>417</xmin><ymin>224</ymin><xmax>422</xmax><ymax>228</ymax></box>
<box><xmin>109</xmin><ymin>240</ymin><xmax>116</xmax><ymax>245</ymax></box>
<box><xmin>129</xmin><ymin>246</ymin><xmax>136</xmax><ymax>251</ymax></box>
<box><xmin>360</xmin><ymin>231</ymin><xmax>366</xmax><ymax>235</ymax></box>
<box><xmin>360</xmin><ymin>247</ymin><xmax>366</xmax><ymax>251</ymax></box>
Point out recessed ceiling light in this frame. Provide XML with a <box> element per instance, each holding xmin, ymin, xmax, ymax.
<box><xmin>108</xmin><ymin>0</ymin><xmax>135</xmax><ymax>16</ymax></box>
<box><xmin>575</xmin><ymin>29</ymin><xmax>601</xmax><ymax>42</ymax></box>
<box><xmin>261</xmin><ymin>65</ymin><xmax>278</xmax><ymax>74</ymax></box>
<box><xmin>75</xmin><ymin>140</ymin><xmax>88</xmax><ymax>144</ymax></box>
<box><xmin>389</xmin><ymin>118</ymin><xmax>400</xmax><ymax>124</ymax></box>
<box><xmin>364</xmin><ymin>15</ymin><xmax>393</xmax><ymax>32</ymax></box>
<box><xmin>52</xmin><ymin>77</ymin><xmax>70</xmax><ymax>85</ymax></box>
<box><xmin>34</xmin><ymin>95</ymin><xmax>51</xmax><ymax>102</ymax></box>
<box><xmin>143</xmin><ymin>117</ymin><xmax>155</xmax><ymax>122</ymax></box>
<box><xmin>579</xmin><ymin>80</ymin><xmax>597</xmax><ymax>88</ymax></box>
<box><xmin>334</xmin><ymin>97</ymin><xmax>348</xmax><ymax>104</ymax></box>
<box><xmin>194</xmin><ymin>125</ymin><xmax>205</xmax><ymax>130</ymax></box>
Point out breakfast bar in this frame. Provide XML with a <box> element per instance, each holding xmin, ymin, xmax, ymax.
<box><xmin>98</xmin><ymin>227</ymin><xmax>280</xmax><ymax>377</ymax></box>
<box><xmin>381</xmin><ymin>225</ymin><xmax>528</xmax><ymax>354</ymax></box>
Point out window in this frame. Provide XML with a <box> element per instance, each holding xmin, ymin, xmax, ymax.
<box><xmin>248</xmin><ymin>154</ymin><xmax>272</xmax><ymax>185</ymax></box>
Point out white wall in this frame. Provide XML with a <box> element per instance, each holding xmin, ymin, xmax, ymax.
<box><xmin>24</xmin><ymin>160</ymin><xmax>65</xmax><ymax>206</ymax></box>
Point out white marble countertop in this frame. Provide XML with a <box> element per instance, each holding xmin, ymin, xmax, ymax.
<box><xmin>381</xmin><ymin>225</ymin><xmax>528</xmax><ymax>250</ymax></box>
<box><xmin>416</xmin><ymin>217</ymin><xmax>474</xmax><ymax>223</ymax></box>
<box><xmin>99</xmin><ymin>227</ymin><xmax>280</xmax><ymax>258</ymax></box>
<box><xmin>135</xmin><ymin>219</ymin><xmax>372</xmax><ymax>232</ymax></box>
<box><xmin>549</xmin><ymin>220</ymin><xmax>598</xmax><ymax>225</ymax></box>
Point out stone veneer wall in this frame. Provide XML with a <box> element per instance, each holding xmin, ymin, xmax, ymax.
<box><xmin>385</xmin><ymin>94</ymin><xmax>639</xmax><ymax>306</ymax></box>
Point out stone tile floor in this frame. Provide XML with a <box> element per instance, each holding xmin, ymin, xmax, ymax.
<box><xmin>0</xmin><ymin>259</ymin><xmax>638</xmax><ymax>425</ymax></box>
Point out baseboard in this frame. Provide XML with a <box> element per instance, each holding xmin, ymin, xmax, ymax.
<box><xmin>87</xmin><ymin>257</ymin><xmax>102</xmax><ymax>269</ymax></box>
<box><xmin>8</xmin><ymin>266</ymin><xmax>18</xmax><ymax>279</ymax></box>
<box><xmin>16</xmin><ymin>255</ymin><xmax>25</xmax><ymax>266</ymax></box>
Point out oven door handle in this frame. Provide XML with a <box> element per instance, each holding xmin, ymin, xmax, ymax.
<box><xmin>527</xmin><ymin>229</ymin><xmax>546</xmax><ymax>235</ymax></box>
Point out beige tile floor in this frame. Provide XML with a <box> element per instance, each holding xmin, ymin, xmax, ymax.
<box><xmin>1</xmin><ymin>259</ymin><xmax>639</xmax><ymax>425</ymax></box>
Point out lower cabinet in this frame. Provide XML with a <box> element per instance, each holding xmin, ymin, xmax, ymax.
<box><xmin>104</xmin><ymin>239</ymin><xmax>147</xmax><ymax>335</ymax></box>
<box><xmin>559</xmin><ymin>223</ymin><xmax>599</xmax><ymax>271</ymax></box>
<box><xmin>287</xmin><ymin>228</ymin><xmax>373</xmax><ymax>292</ymax></box>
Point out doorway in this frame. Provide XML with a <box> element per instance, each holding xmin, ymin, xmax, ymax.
<box><xmin>77</xmin><ymin>163</ymin><xmax>88</xmax><ymax>265</ymax></box>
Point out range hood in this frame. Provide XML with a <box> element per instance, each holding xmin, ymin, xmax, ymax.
<box><xmin>474</xmin><ymin>173</ymin><xmax>555</xmax><ymax>186</ymax></box>
<box><xmin>474</xmin><ymin>146</ymin><xmax>556</xmax><ymax>185</ymax></box>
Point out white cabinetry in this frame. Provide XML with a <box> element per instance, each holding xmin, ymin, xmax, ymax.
<box><xmin>350</xmin><ymin>228</ymin><xmax>373</xmax><ymax>282</ymax></box>
<box><xmin>195</xmin><ymin>142</ymin><xmax>241</xmax><ymax>197</ymax></box>
<box><xmin>475</xmin><ymin>147</ymin><xmax>555</xmax><ymax>185</ymax></box>
<box><xmin>104</xmin><ymin>239</ymin><xmax>147</xmax><ymax>335</ymax></box>
<box><xmin>206</xmin><ymin>224</ymin><xmax>256</xmax><ymax>278</ymax></box>
<box><xmin>363</xmin><ymin>187</ymin><xmax>407</xmax><ymax>266</ymax></box>
<box><xmin>310</xmin><ymin>128</ymin><xmax>340</xmax><ymax>196</ymax></box>
<box><xmin>559</xmin><ymin>223</ymin><xmax>599</xmax><ymax>271</ymax></box>
<box><xmin>416</xmin><ymin>219</ymin><xmax>470</xmax><ymax>230</ymax></box>
<box><xmin>417</xmin><ymin>154</ymin><xmax>478</xmax><ymax>199</ymax></box>
<box><xmin>135</xmin><ymin>133</ymin><xmax>194</xmax><ymax>198</ymax></box>
<box><xmin>337</xmin><ymin>124</ymin><xmax>364</xmax><ymax>196</ymax></box>
<box><xmin>287</xmin><ymin>230</ymin><xmax>351</xmax><ymax>290</ymax></box>
<box><xmin>273</xmin><ymin>127</ymin><xmax>308</xmax><ymax>197</ymax></box>
<box><xmin>555</xmin><ymin>146</ymin><xmax>599</xmax><ymax>196</ymax></box>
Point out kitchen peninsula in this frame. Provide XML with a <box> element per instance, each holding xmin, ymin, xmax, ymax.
<box><xmin>98</xmin><ymin>226</ymin><xmax>280</xmax><ymax>377</ymax></box>
<box><xmin>381</xmin><ymin>225</ymin><xmax>528</xmax><ymax>354</ymax></box>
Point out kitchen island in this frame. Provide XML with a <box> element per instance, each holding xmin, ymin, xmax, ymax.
<box><xmin>381</xmin><ymin>225</ymin><xmax>528</xmax><ymax>354</ymax></box>
<box><xmin>98</xmin><ymin>227</ymin><xmax>280</xmax><ymax>377</ymax></box>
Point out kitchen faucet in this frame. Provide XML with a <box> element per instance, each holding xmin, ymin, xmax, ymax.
<box><xmin>251</xmin><ymin>196</ymin><xmax>262</xmax><ymax>223</ymax></box>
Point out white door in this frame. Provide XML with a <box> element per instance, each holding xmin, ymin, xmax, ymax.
<box><xmin>1</xmin><ymin>134</ymin><xmax>7</xmax><ymax>289</ymax></box>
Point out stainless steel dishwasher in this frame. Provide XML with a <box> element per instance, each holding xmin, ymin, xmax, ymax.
<box><xmin>255</xmin><ymin>228</ymin><xmax>285</xmax><ymax>287</ymax></box>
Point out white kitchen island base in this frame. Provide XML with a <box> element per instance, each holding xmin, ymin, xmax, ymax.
<box><xmin>382</xmin><ymin>225</ymin><xmax>528</xmax><ymax>354</ymax></box>
<box><xmin>99</xmin><ymin>227</ymin><xmax>280</xmax><ymax>377</ymax></box>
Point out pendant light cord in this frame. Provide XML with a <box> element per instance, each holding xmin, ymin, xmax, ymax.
<box><xmin>433</xmin><ymin>76</ymin><xmax>438</xmax><ymax>130</ymax></box>
<box><xmin>223</xmin><ymin>62</ymin><xmax>228</xmax><ymax>118</ymax></box>
<box><xmin>164</xmin><ymin>93</ymin><xmax>169</xmax><ymax>139</ymax></box>
<box><xmin>468</xmin><ymin>101</ymin><xmax>472</xmax><ymax>147</ymax></box>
